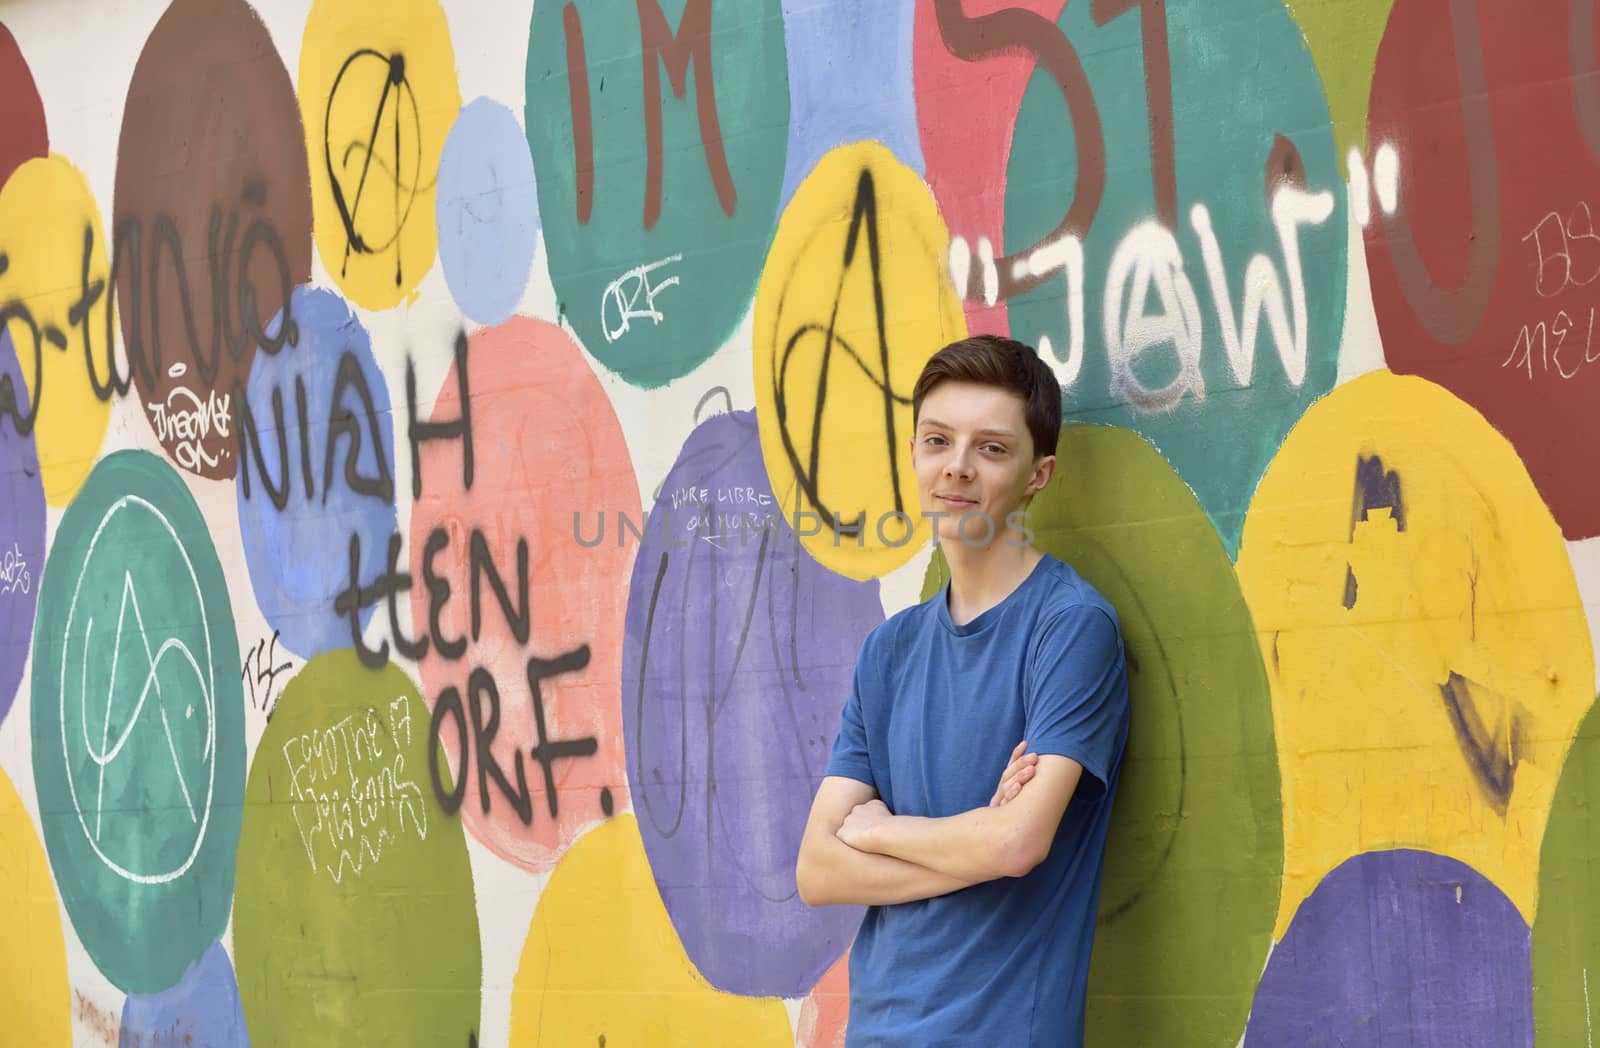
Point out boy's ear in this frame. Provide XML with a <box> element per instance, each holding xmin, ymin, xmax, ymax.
<box><xmin>1025</xmin><ymin>454</ymin><xmax>1057</xmax><ymax>496</ymax></box>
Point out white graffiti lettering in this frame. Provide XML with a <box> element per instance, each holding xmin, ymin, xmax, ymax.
<box><xmin>948</xmin><ymin>184</ymin><xmax>1336</xmax><ymax>413</ymax></box>
<box><xmin>1503</xmin><ymin>306</ymin><xmax>1600</xmax><ymax>381</ymax></box>
<box><xmin>283</xmin><ymin>695</ymin><xmax>428</xmax><ymax>884</ymax></box>
<box><xmin>0</xmin><ymin>541</ymin><xmax>31</xmax><ymax>596</ymax></box>
<box><xmin>1522</xmin><ymin>202</ymin><xmax>1600</xmax><ymax>301</ymax></box>
<box><xmin>600</xmin><ymin>253</ymin><xmax>682</xmax><ymax>343</ymax></box>
<box><xmin>148</xmin><ymin>385</ymin><xmax>232</xmax><ymax>471</ymax></box>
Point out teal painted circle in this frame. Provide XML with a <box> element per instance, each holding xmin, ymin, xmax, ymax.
<box><xmin>524</xmin><ymin>0</ymin><xmax>789</xmax><ymax>387</ymax></box>
<box><xmin>1003</xmin><ymin>0</ymin><xmax>1346</xmax><ymax>555</ymax></box>
<box><xmin>31</xmin><ymin>450</ymin><xmax>244</xmax><ymax>994</ymax></box>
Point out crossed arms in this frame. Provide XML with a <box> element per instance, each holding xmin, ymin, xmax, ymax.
<box><xmin>795</xmin><ymin>743</ymin><xmax>1084</xmax><ymax>907</ymax></box>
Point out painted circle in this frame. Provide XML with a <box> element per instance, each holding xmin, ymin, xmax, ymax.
<box><xmin>235</xmin><ymin>286</ymin><xmax>397</xmax><ymax>660</ymax></box>
<box><xmin>115</xmin><ymin>0</ymin><xmax>313</xmax><ymax>480</ymax></box>
<box><xmin>0</xmin><ymin>22</ymin><xmax>48</xmax><ymax>190</ymax></box>
<box><xmin>796</xmin><ymin>951</ymin><xmax>850</xmax><ymax>1048</ymax></box>
<box><xmin>622</xmin><ymin>409</ymin><xmax>881</xmax><ymax>996</ymax></box>
<box><xmin>524</xmin><ymin>0</ymin><xmax>790</xmax><ymax>387</ymax></box>
<box><xmin>1236</xmin><ymin>370</ymin><xmax>1594</xmax><ymax>937</ymax></box>
<box><xmin>233</xmin><ymin>651</ymin><xmax>482</xmax><ymax>1046</ymax></box>
<box><xmin>120</xmin><ymin>940</ymin><xmax>248</xmax><ymax>1047</ymax></box>
<box><xmin>1244</xmin><ymin>849</ymin><xmax>1532</xmax><ymax>1046</ymax></box>
<box><xmin>753</xmin><ymin>141</ymin><xmax>966</xmax><ymax>581</ymax></box>
<box><xmin>778</xmin><ymin>0</ymin><xmax>923</xmax><ymax>204</ymax></box>
<box><xmin>409</xmin><ymin>316</ymin><xmax>638</xmax><ymax>873</ymax></box>
<box><xmin>31</xmin><ymin>449</ymin><xmax>244</xmax><ymax>993</ymax></box>
<box><xmin>1531</xmin><ymin>700</ymin><xmax>1600</xmax><ymax>1041</ymax></box>
<box><xmin>1365</xmin><ymin>0</ymin><xmax>1600</xmax><ymax>539</ymax></box>
<box><xmin>0</xmin><ymin>328</ymin><xmax>46</xmax><ymax>726</ymax></box>
<box><xmin>436</xmin><ymin>97</ymin><xmax>540</xmax><ymax>326</ymax></box>
<box><xmin>509</xmin><ymin>815</ymin><xmax>792</xmax><ymax>1045</ymax></box>
<box><xmin>0</xmin><ymin>154</ymin><xmax>113</xmax><ymax>506</ymax></box>
<box><xmin>0</xmin><ymin>764</ymin><xmax>71</xmax><ymax>1044</ymax></box>
<box><xmin>1002</xmin><ymin>0</ymin><xmax>1346</xmax><ymax>554</ymax></box>
<box><xmin>910</xmin><ymin>0</ymin><xmax>1056</xmax><ymax>336</ymax></box>
<box><xmin>299</xmin><ymin>0</ymin><xmax>460</xmax><ymax>310</ymax></box>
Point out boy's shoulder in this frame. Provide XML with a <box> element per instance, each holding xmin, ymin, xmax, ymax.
<box><xmin>856</xmin><ymin>590</ymin><xmax>935</xmax><ymax>666</ymax></box>
<box><xmin>1032</xmin><ymin>555</ymin><xmax>1120</xmax><ymax>627</ymax></box>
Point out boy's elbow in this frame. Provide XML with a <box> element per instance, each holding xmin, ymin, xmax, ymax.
<box><xmin>996</xmin><ymin>829</ymin><xmax>1049</xmax><ymax>879</ymax></box>
<box><xmin>795</xmin><ymin>847</ymin><xmax>827</xmax><ymax>906</ymax></box>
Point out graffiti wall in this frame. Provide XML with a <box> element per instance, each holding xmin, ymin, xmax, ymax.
<box><xmin>0</xmin><ymin>0</ymin><xmax>1596</xmax><ymax>1044</ymax></box>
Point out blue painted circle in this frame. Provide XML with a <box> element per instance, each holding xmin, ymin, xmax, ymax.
<box><xmin>236</xmin><ymin>286</ymin><xmax>397</xmax><ymax>660</ymax></box>
<box><xmin>436</xmin><ymin>97</ymin><xmax>540</xmax><ymax>326</ymax></box>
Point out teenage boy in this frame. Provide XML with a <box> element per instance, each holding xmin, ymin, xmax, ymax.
<box><xmin>796</xmin><ymin>334</ymin><xmax>1131</xmax><ymax>1047</ymax></box>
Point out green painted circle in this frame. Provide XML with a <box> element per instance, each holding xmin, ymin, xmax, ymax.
<box><xmin>1002</xmin><ymin>0</ymin><xmax>1346</xmax><ymax>556</ymax></box>
<box><xmin>923</xmin><ymin>424</ymin><xmax>1281</xmax><ymax>1046</ymax></box>
<box><xmin>233</xmin><ymin>651</ymin><xmax>481</xmax><ymax>1046</ymax></box>
<box><xmin>524</xmin><ymin>0</ymin><xmax>789</xmax><ymax>387</ymax></box>
<box><xmin>31</xmin><ymin>449</ymin><xmax>245</xmax><ymax>994</ymax></box>
<box><xmin>1533</xmin><ymin>699</ymin><xmax>1600</xmax><ymax>1041</ymax></box>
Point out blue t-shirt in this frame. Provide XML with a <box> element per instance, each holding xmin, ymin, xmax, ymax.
<box><xmin>824</xmin><ymin>554</ymin><xmax>1130</xmax><ymax>1048</ymax></box>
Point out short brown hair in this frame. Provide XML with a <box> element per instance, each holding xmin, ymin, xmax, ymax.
<box><xmin>911</xmin><ymin>334</ymin><xmax>1062</xmax><ymax>458</ymax></box>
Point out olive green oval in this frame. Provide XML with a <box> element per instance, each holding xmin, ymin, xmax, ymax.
<box><xmin>922</xmin><ymin>423</ymin><xmax>1281</xmax><ymax>1046</ymax></box>
<box><xmin>233</xmin><ymin>651</ymin><xmax>482</xmax><ymax>1046</ymax></box>
<box><xmin>1532</xmin><ymin>697</ymin><xmax>1600</xmax><ymax>1043</ymax></box>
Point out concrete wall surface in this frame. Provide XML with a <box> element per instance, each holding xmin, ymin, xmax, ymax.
<box><xmin>0</xmin><ymin>0</ymin><xmax>1597</xmax><ymax>1044</ymax></box>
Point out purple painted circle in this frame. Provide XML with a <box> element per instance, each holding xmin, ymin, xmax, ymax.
<box><xmin>1245</xmin><ymin>849</ymin><xmax>1532</xmax><ymax>1047</ymax></box>
<box><xmin>0</xmin><ymin>328</ymin><xmax>45</xmax><ymax>726</ymax></box>
<box><xmin>621</xmin><ymin>409</ymin><xmax>881</xmax><ymax>997</ymax></box>
<box><xmin>119</xmin><ymin>939</ymin><xmax>248</xmax><ymax>1047</ymax></box>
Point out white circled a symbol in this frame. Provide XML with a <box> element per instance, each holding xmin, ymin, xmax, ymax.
<box><xmin>59</xmin><ymin>495</ymin><xmax>217</xmax><ymax>885</ymax></box>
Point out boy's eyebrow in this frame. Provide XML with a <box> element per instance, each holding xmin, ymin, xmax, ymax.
<box><xmin>917</xmin><ymin>417</ymin><xmax>1017</xmax><ymax>438</ymax></box>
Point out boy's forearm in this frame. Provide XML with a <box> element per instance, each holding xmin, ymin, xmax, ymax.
<box><xmin>800</xmin><ymin>833</ymin><xmax>974</xmax><ymax>906</ymax></box>
<box><xmin>862</xmin><ymin>807</ymin><xmax>1030</xmax><ymax>882</ymax></box>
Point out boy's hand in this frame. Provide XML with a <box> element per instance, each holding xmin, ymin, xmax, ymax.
<box><xmin>989</xmin><ymin>740</ymin><xmax>1038</xmax><ymax>807</ymax></box>
<box><xmin>838</xmin><ymin>798</ymin><xmax>894</xmax><ymax>850</ymax></box>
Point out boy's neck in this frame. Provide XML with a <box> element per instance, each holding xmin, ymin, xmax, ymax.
<box><xmin>942</xmin><ymin>537</ymin><xmax>1045</xmax><ymax>627</ymax></box>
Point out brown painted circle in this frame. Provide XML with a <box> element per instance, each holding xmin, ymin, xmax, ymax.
<box><xmin>0</xmin><ymin>23</ymin><xmax>48</xmax><ymax>192</ymax></box>
<box><xmin>114</xmin><ymin>0</ymin><xmax>312</xmax><ymax>480</ymax></box>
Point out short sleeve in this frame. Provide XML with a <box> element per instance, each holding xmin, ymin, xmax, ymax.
<box><xmin>1024</xmin><ymin>604</ymin><xmax>1128</xmax><ymax>796</ymax></box>
<box><xmin>824</xmin><ymin>641</ymin><xmax>877</xmax><ymax>789</ymax></box>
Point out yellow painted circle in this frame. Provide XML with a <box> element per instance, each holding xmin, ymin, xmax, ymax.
<box><xmin>1237</xmin><ymin>370</ymin><xmax>1594</xmax><ymax>936</ymax></box>
<box><xmin>298</xmin><ymin>0</ymin><xmax>459</xmax><ymax>309</ymax></box>
<box><xmin>509</xmin><ymin>815</ymin><xmax>791</xmax><ymax>1046</ymax></box>
<box><xmin>753</xmin><ymin>142</ymin><xmax>966</xmax><ymax>580</ymax></box>
<box><xmin>0</xmin><ymin>764</ymin><xmax>70</xmax><ymax>1044</ymax></box>
<box><xmin>0</xmin><ymin>154</ymin><xmax>114</xmax><ymax>505</ymax></box>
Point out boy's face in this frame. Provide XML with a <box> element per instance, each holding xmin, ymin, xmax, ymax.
<box><xmin>910</xmin><ymin>380</ymin><xmax>1055</xmax><ymax>549</ymax></box>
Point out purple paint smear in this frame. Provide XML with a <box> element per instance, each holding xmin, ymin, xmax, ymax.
<box><xmin>120</xmin><ymin>939</ymin><xmax>249</xmax><ymax>1047</ymax></box>
<box><xmin>779</xmin><ymin>0</ymin><xmax>924</xmax><ymax>203</ymax></box>
<box><xmin>1245</xmin><ymin>849</ymin><xmax>1532</xmax><ymax>1047</ymax></box>
<box><xmin>0</xmin><ymin>328</ymin><xmax>45</xmax><ymax>727</ymax></box>
<box><xmin>622</xmin><ymin>410</ymin><xmax>880</xmax><ymax>997</ymax></box>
